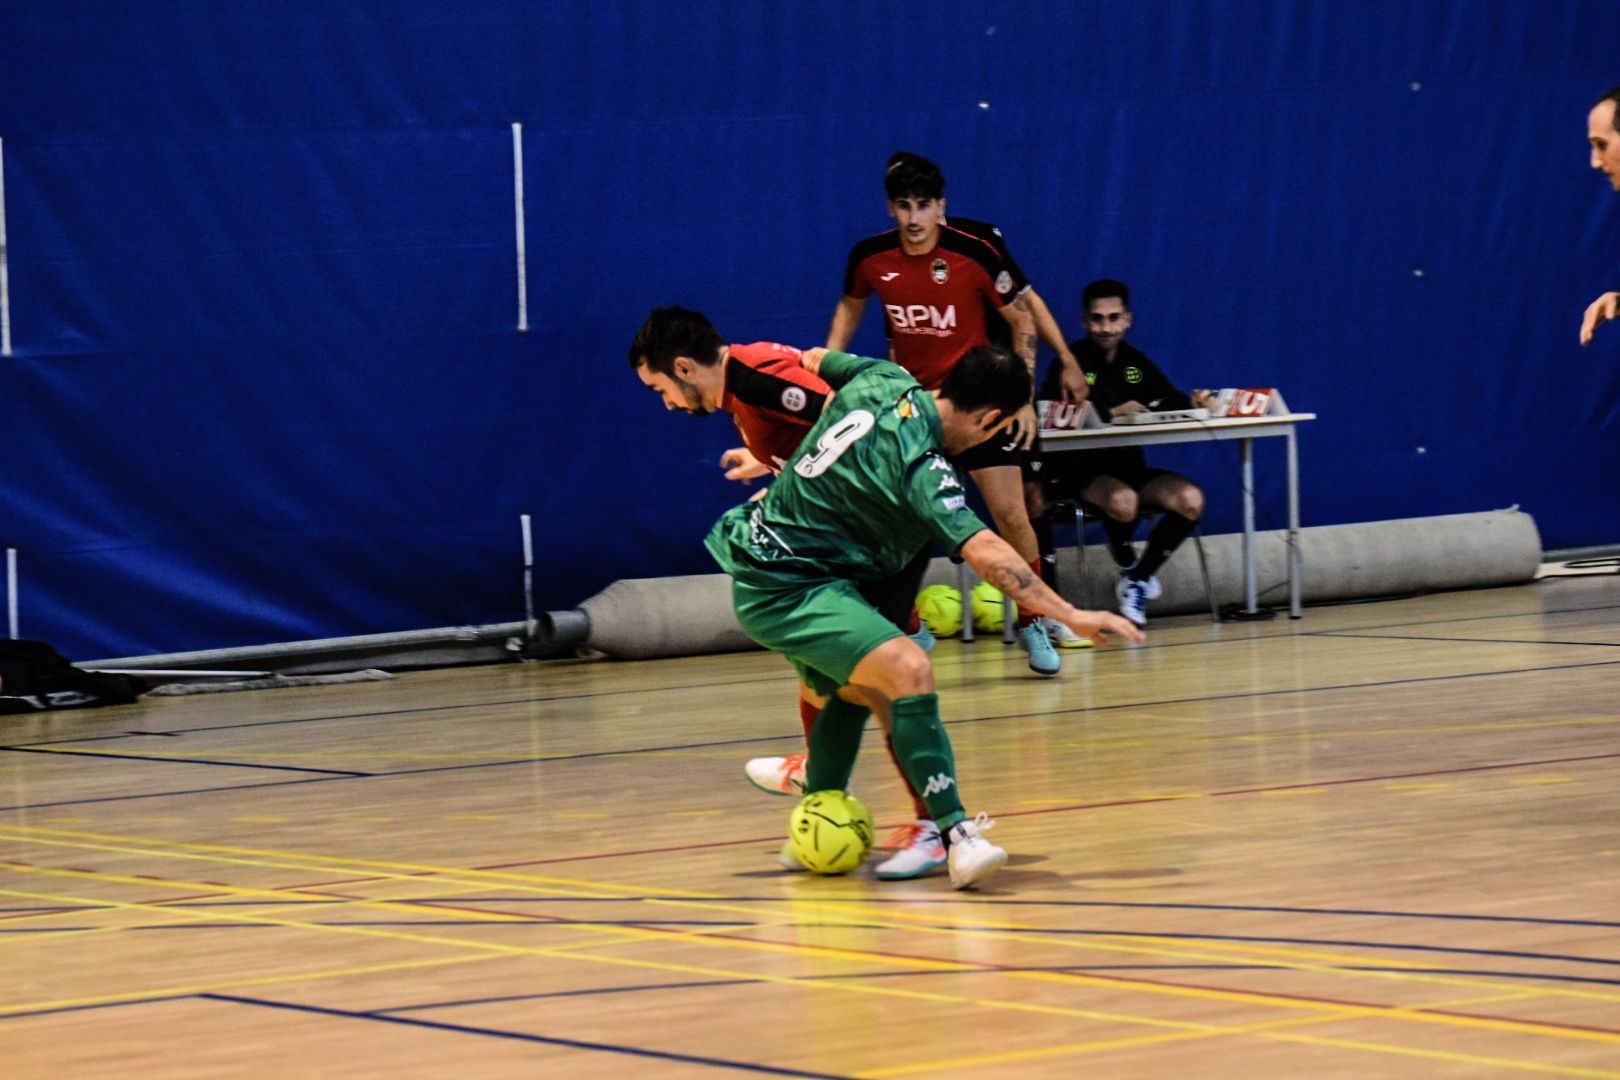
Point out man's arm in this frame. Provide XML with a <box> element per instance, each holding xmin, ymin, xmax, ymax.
<box><xmin>826</xmin><ymin>295</ymin><xmax>870</xmax><ymax>352</ymax></box>
<box><xmin>1581</xmin><ymin>291</ymin><xmax>1620</xmax><ymax>345</ymax></box>
<box><xmin>959</xmin><ymin>529</ymin><xmax>1144</xmax><ymax>645</ymax></box>
<box><xmin>996</xmin><ymin>298</ymin><xmax>1042</xmax><ymax>449</ymax></box>
<box><xmin>1018</xmin><ymin>288</ymin><xmax>1088</xmax><ymax>403</ymax></box>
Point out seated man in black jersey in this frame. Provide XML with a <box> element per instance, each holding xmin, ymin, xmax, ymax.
<box><xmin>1027</xmin><ymin>279</ymin><xmax>1216</xmax><ymax>628</ymax></box>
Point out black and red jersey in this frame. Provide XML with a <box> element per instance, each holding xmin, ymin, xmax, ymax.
<box><xmin>719</xmin><ymin>342</ymin><xmax>830</xmax><ymax>473</ymax></box>
<box><xmin>842</xmin><ymin>223</ymin><xmax>1022</xmax><ymax>389</ymax></box>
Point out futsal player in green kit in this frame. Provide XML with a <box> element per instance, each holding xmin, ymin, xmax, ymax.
<box><xmin>706</xmin><ymin>344</ymin><xmax>1143</xmax><ymax>889</ymax></box>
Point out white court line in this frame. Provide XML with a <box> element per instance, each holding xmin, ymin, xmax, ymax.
<box><xmin>1</xmin><ymin>136</ymin><xmax>12</xmax><ymax>357</ymax></box>
<box><xmin>511</xmin><ymin>122</ymin><xmax>528</xmax><ymax>332</ymax></box>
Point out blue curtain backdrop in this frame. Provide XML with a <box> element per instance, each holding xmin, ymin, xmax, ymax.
<box><xmin>0</xmin><ymin>1</ymin><xmax>1616</xmax><ymax>658</ymax></box>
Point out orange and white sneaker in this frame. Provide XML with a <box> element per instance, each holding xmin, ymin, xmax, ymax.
<box><xmin>874</xmin><ymin>820</ymin><xmax>947</xmax><ymax>880</ymax></box>
<box><xmin>745</xmin><ymin>753</ymin><xmax>807</xmax><ymax>796</ymax></box>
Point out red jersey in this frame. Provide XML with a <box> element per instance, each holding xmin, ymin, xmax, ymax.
<box><xmin>842</xmin><ymin>224</ymin><xmax>1020</xmax><ymax>389</ymax></box>
<box><xmin>719</xmin><ymin>342</ymin><xmax>831</xmax><ymax>473</ymax></box>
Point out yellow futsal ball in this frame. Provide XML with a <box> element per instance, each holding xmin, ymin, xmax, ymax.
<box><xmin>789</xmin><ymin>790</ymin><xmax>876</xmax><ymax>874</ymax></box>
<box><xmin>970</xmin><ymin>580</ymin><xmax>1016</xmax><ymax>632</ymax></box>
<box><xmin>915</xmin><ymin>584</ymin><xmax>963</xmax><ymax>637</ymax></box>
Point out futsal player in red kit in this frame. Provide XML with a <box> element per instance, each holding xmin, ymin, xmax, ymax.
<box><xmin>827</xmin><ymin>153</ymin><xmax>1067</xmax><ymax>674</ymax></box>
<box><xmin>628</xmin><ymin>306</ymin><xmax>958</xmax><ymax>879</ymax></box>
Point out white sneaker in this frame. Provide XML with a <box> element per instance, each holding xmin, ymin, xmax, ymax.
<box><xmin>946</xmin><ymin>812</ymin><xmax>1007</xmax><ymax>890</ymax></box>
<box><xmin>1041</xmin><ymin>616</ymin><xmax>1096</xmax><ymax>650</ymax></box>
<box><xmin>746</xmin><ymin>753</ymin><xmax>806</xmax><ymax>796</ymax></box>
<box><xmin>776</xmin><ymin>838</ymin><xmax>808</xmax><ymax>871</ymax></box>
<box><xmin>1115</xmin><ymin>575</ymin><xmax>1162</xmax><ymax>627</ymax></box>
<box><xmin>874</xmin><ymin>821</ymin><xmax>947</xmax><ymax>880</ymax></box>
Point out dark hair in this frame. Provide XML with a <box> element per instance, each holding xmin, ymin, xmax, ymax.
<box><xmin>1082</xmin><ymin>278</ymin><xmax>1131</xmax><ymax>310</ymax></box>
<box><xmin>628</xmin><ymin>306</ymin><xmax>724</xmax><ymax>375</ymax></box>
<box><xmin>1597</xmin><ymin>86</ymin><xmax>1620</xmax><ymax>131</ymax></box>
<box><xmin>938</xmin><ymin>344</ymin><xmax>1030</xmax><ymax>418</ymax></box>
<box><xmin>883</xmin><ymin>151</ymin><xmax>945</xmax><ymax>202</ymax></box>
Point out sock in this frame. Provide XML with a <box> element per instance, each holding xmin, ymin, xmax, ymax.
<box><xmin>798</xmin><ymin>696</ymin><xmax>819</xmax><ymax>746</ymax></box>
<box><xmin>1102</xmin><ymin>516</ymin><xmax>1138</xmax><ymax>568</ymax></box>
<box><xmin>1133</xmin><ymin>512</ymin><xmax>1197</xmax><ymax>580</ymax></box>
<box><xmin>888</xmin><ymin>693</ymin><xmax>965</xmax><ymax>832</ymax></box>
<box><xmin>885</xmin><ymin>733</ymin><xmax>933</xmax><ymax>822</ymax></box>
<box><xmin>1014</xmin><ymin>559</ymin><xmax>1042</xmax><ymax>629</ymax></box>
<box><xmin>803</xmin><ymin>696</ymin><xmax>871</xmax><ymax>793</ymax></box>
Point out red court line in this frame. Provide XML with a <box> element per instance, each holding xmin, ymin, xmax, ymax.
<box><xmin>485</xmin><ymin>751</ymin><xmax>1620</xmax><ymax>868</ymax></box>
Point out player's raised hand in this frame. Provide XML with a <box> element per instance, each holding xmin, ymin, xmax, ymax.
<box><xmin>720</xmin><ymin>447</ymin><xmax>770</xmax><ymax>483</ymax></box>
<box><xmin>1580</xmin><ymin>291</ymin><xmax>1620</xmax><ymax>346</ymax></box>
<box><xmin>1007</xmin><ymin>403</ymin><xmax>1040</xmax><ymax>450</ymax></box>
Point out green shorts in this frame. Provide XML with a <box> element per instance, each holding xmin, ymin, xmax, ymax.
<box><xmin>731</xmin><ymin>577</ymin><xmax>904</xmax><ymax>698</ymax></box>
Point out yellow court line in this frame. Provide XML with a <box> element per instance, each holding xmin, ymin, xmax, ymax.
<box><xmin>1262</xmin><ymin>1029</ymin><xmax>1620</xmax><ymax>1079</ymax></box>
<box><xmin>8</xmin><ymin>822</ymin><xmax>1620</xmax><ymax>1021</ymax></box>
<box><xmin>6</xmin><ymin>825</ymin><xmax>1620</xmax><ymax>1048</ymax></box>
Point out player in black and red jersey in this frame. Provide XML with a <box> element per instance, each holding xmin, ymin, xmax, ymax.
<box><xmin>628</xmin><ymin>306</ymin><xmax>954</xmax><ymax>880</ymax></box>
<box><xmin>827</xmin><ymin>153</ymin><xmax>1074</xmax><ymax>675</ymax></box>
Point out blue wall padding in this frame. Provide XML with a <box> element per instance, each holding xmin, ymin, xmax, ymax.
<box><xmin>0</xmin><ymin>1</ymin><xmax>1616</xmax><ymax>657</ymax></box>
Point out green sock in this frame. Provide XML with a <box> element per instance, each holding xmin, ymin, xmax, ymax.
<box><xmin>804</xmin><ymin>696</ymin><xmax>871</xmax><ymax>793</ymax></box>
<box><xmin>888</xmin><ymin>693</ymin><xmax>965</xmax><ymax>832</ymax></box>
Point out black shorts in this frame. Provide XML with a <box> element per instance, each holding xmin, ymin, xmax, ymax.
<box><xmin>855</xmin><ymin>547</ymin><xmax>932</xmax><ymax>628</ymax></box>
<box><xmin>951</xmin><ymin>427</ymin><xmax>1024</xmax><ymax>474</ymax></box>
<box><xmin>1034</xmin><ymin>444</ymin><xmax>1173</xmax><ymax>501</ymax></box>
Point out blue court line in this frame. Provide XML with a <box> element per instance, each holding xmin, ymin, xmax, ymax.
<box><xmin>0</xmin><ymin>745</ymin><xmax>370</xmax><ymax>777</ymax></box>
<box><xmin>198</xmin><ymin>994</ymin><xmax>856</xmax><ymax>1078</ymax></box>
<box><xmin>135</xmin><ymin>895</ymin><xmax>1620</xmax><ymax>932</ymax></box>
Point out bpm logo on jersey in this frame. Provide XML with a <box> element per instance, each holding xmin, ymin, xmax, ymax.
<box><xmin>780</xmin><ymin>387</ymin><xmax>807</xmax><ymax>412</ymax></box>
<box><xmin>886</xmin><ymin>303</ymin><xmax>957</xmax><ymax>335</ymax></box>
<box><xmin>930</xmin><ymin>259</ymin><xmax>949</xmax><ymax>284</ymax></box>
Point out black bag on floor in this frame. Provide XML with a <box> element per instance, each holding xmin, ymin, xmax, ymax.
<box><xmin>0</xmin><ymin>639</ymin><xmax>146</xmax><ymax>714</ymax></box>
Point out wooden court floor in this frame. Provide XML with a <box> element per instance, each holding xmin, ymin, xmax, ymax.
<box><xmin>1</xmin><ymin>574</ymin><xmax>1618</xmax><ymax>1078</ymax></box>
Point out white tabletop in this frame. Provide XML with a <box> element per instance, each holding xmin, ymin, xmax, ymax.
<box><xmin>1039</xmin><ymin>412</ymin><xmax>1316</xmax><ymax>451</ymax></box>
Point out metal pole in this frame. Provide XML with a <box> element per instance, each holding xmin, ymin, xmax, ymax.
<box><xmin>6</xmin><ymin>547</ymin><xmax>17</xmax><ymax>639</ymax></box>
<box><xmin>511</xmin><ymin>122</ymin><xmax>529</xmax><ymax>332</ymax></box>
<box><xmin>1</xmin><ymin>136</ymin><xmax>12</xmax><ymax>357</ymax></box>
<box><xmin>521</xmin><ymin>513</ymin><xmax>536</xmax><ymax>639</ymax></box>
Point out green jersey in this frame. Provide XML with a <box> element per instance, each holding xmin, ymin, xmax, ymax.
<box><xmin>705</xmin><ymin>351</ymin><xmax>987</xmax><ymax>585</ymax></box>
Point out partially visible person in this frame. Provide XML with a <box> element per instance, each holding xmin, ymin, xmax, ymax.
<box><xmin>628</xmin><ymin>306</ymin><xmax>949</xmax><ymax>879</ymax></box>
<box><xmin>1581</xmin><ymin>86</ymin><xmax>1620</xmax><ymax>346</ymax></box>
<box><xmin>1027</xmin><ymin>280</ymin><xmax>1215</xmax><ymax>628</ymax></box>
<box><xmin>827</xmin><ymin>152</ymin><xmax>1064</xmax><ymax>675</ymax></box>
<box><xmin>705</xmin><ymin>343</ymin><xmax>1143</xmax><ymax>889</ymax></box>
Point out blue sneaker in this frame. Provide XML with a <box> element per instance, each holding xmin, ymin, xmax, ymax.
<box><xmin>909</xmin><ymin>621</ymin><xmax>936</xmax><ymax>652</ymax></box>
<box><xmin>1015</xmin><ymin>621</ymin><xmax>1061</xmax><ymax>676</ymax></box>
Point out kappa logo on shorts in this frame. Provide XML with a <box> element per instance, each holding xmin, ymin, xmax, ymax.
<box><xmin>931</xmin><ymin>259</ymin><xmax>949</xmax><ymax>284</ymax></box>
<box><xmin>780</xmin><ymin>386</ymin><xmax>807</xmax><ymax>412</ymax></box>
<box><xmin>937</xmin><ymin>473</ymin><xmax>962</xmax><ymax>492</ymax></box>
<box><xmin>921</xmin><ymin>773</ymin><xmax>956</xmax><ymax>797</ymax></box>
<box><xmin>927</xmin><ymin>455</ymin><xmax>954</xmax><ymax>472</ymax></box>
<box><xmin>995</xmin><ymin>270</ymin><xmax>1014</xmax><ymax>294</ymax></box>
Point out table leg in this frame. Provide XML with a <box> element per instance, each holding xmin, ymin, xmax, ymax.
<box><xmin>1287</xmin><ymin>427</ymin><xmax>1302</xmax><ymax>618</ymax></box>
<box><xmin>1242</xmin><ymin>438</ymin><xmax>1257</xmax><ymax>614</ymax></box>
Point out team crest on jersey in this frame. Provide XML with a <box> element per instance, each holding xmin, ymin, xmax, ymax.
<box><xmin>1125</xmin><ymin>366</ymin><xmax>1144</xmax><ymax>384</ymax></box>
<box><xmin>780</xmin><ymin>386</ymin><xmax>807</xmax><ymax>412</ymax></box>
<box><xmin>931</xmin><ymin>259</ymin><xmax>949</xmax><ymax>284</ymax></box>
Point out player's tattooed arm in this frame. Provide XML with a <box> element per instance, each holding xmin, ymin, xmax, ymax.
<box><xmin>1018</xmin><ymin>288</ymin><xmax>1089</xmax><ymax>403</ymax></box>
<box><xmin>959</xmin><ymin>530</ymin><xmax>1146</xmax><ymax>646</ymax></box>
